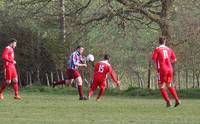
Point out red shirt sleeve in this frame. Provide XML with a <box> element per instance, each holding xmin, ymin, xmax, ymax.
<box><xmin>170</xmin><ymin>48</ymin><xmax>176</xmax><ymax>61</ymax></box>
<box><xmin>152</xmin><ymin>48</ymin><xmax>158</xmax><ymax>61</ymax></box>
<box><xmin>2</xmin><ymin>48</ymin><xmax>14</xmax><ymax>63</ymax></box>
<box><xmin>108</xmin><ymin>65</ymin><xmax>118</xmax><ymax>83</ymax></box>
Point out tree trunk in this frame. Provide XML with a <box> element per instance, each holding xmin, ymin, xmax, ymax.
<box><xmin>159</xmin><ymin>19</ymin><xmax>171</xmax><ymax>43</ymax></box>
<box><xmin>61</xmin><ymin>71</ymin><xmax>64</xmax><ymax>80</ymax></box>
<box><xmin>185</xmin><ymin>69</ymin><xmax>188</xmax><ymax>89</ymax></box>
<box><xmin>192</xmin><ymin>70</ymin><xmax>195</xmax><ymax>88</ymax></box>
<box><xmin>29</xmin><ymin>72</ymin><xmax>32</xmax><ymax>86</ymax></box>
<box><xmin>36</xmin><ymin>69</ymin><xmax>40</xmax><ymax>84</ymax></box>
<box><xmin>17</xmin><ymin>71</ymin><xmax>22</xmax><ymax>87</ymax></box>
<box><xmin>136</xmin><ymin>72</ymin><xmax>144</xmax><ymax>88</ymax></box>
<box><xmin>178</xmin><ymin>70</ymin><xmax>181</xmax><ymax>89</ymax></box>
<box><xmin>159</xmin><ymin>0</ymin><xmax>173</xmax><ymax>43</ymax></box>
<box><xmin>26</xmin><ymin>71</ymin><xmax>29</xmax><ymax>86</ymax></box>
<box><xmin>56</xmin><ymin>70</ymin><xmax>60</xmax><ymax>81</ymax></box>
<box><xmin>147</xmin><ymin>60</ymin><xmax>152</xmax><ymax>89</ymax></box>
<box><xmin>59</xmin><ymin>0</ymin><xmax>66</xmax><ymax>43</ymax></box>
<box><xmin>50</xmin><ymin>72</ymin><xmax>54</xmax><ymax>84</ymax></box>
<box><xmin>46</xmin><ymin>73</ymin><xmax>50</xmax><ymax>86</ymax></box>
<box><xmin>35</xmin><ymin>32</ymin><xmax>42</xmax><ymax>84</ymax></box>
<box><xmin>196</xmin><ymin>72</ymin><xmax>200</xmax><ymax>88</ymax></box>
<box><xmin>172</xmin><ymin>63</ymin><xmax>177</xmax><ymax>88</ymax></box>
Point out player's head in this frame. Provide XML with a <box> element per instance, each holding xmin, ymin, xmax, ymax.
<box><xmin>159</xmin><ymin>36</ymin><xmax>166</xmax><ymax>45</ymax></box>
<box><xmin>76</xmin><ymin>45</ymin><xmax>84</xmax><ymax>54</ymax></box>
<box><xmin>8</xmin><ymin>38</ymin><xmax>17</xmax><ymax>48</ymax></box>
<box><xmin>104</xmin><ymin>54</ymin><xmax>110</xmax><ymax>61</ymax></box>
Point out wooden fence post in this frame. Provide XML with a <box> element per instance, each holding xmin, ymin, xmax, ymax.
<box><xmin>26</xmin><ymin>71</ymin><xmax>29</xmax><ymax>86</ymax></box>
<box><xmin>50</xmin><ymin>72</ymin><xmax>54</xmax><ymax>84</ymax></box>
<box><xmin>56</xmin><ymin>70</ymin><xmax>60</xmax><ymax>81</ymax></box>
<box><xmin>61</xmin><ymin>71</ymin><xmax>64</xmax><ymax>80</ymax></box>
<box><xmin>29</xmin><ymin>72</ymin><xmax>32</xmax><ymax>86</ymax></box>
<box><xmin>178</xmin><ymin>70</ymin><xmax>181</xmax><ymax>89</ymax></box>
<box><xmin>186</xmin><ymin>69</ymin><xmax>188</xmax><ymax>89</ymax></box>
<box><xmin>147</xmin><ymin>60</ymin><xmax>152</xmax><ymax>89</ymax></box>
<box><xmin>46</xmin><ymin>73</ymin><xmax>50</xmax><ymax>86</ymax></box>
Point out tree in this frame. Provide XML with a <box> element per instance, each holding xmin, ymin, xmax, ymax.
<box><xmin>172</xmin><ymin>0</ymin><xmax>200</xmax><ymax>88</ymax></box>
<box><xmin>59</xmin><ymin>0</ymin><xmax>66</xmax><ymax>44</ymax></box>
<box><xmin>77</xmin><ymin>0</ymin><xmax>174</xmax><ymax>43</ymax></box>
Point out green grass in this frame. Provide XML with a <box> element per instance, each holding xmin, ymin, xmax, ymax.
<box><xmin>0</xmin><ymin>86</ymin><xmax>200</xmax><ymax>124</ymax></box>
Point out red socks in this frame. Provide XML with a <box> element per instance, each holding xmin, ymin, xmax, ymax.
<box><xmin>160</xmin><ymin>88</ymin><xmax>170</xmax><ymax>103</ymax></box>
<box><xmin>0</xmin><ymin>82</ymin><xmax>8</xmax><ymax>94</ymax></box>
<box><xmin>168</xmin><ymin>86</ymin><xmax>179</xmax><ymax>102</ymax></box>
<box><xmin>78</xmin><ymin>85</ymin><xmax>84</xmax><ymax>97</ymax></box>
<box><xmin>97</xmin><ymin>88</ymin><xmax>105</xmax><ymax>100</ymax></box>
<box><xmin>160</xmin><ymin>87</ymin><xmax>180</xmax><ymax>103</ymax></box>
<box><xmin>88</xmin><ymin>84</ymin><xmax>98</xmax><ymax>97</ymax></box>
<box><xmin>88</xmin><ymin>90</ymin><xmax>94</xmax><ymax>97</ymax></box>
<box><xmin>0</xmin><ymin>81</ymin><xmax>19</xmax><ymax>97</ymax></box>
<box><xmin>13</xmin><ymin>82</ymin><xmax>19</xmax><ymax>96</ymax></box>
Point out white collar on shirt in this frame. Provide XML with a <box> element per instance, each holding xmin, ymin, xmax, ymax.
<box><xmin>6</xmin><ymin>46</ymin><xmax>12</xmax><ymax>49</ymax></box>
<box><xmin>100</xmin><ymin>60</ymin><xmax>110</xmax><ymax>66</ymax></box>
<box><xmin>159</xmin><ymin>44</ymin><xmax>166</xmax><ymax>48</ymax></box>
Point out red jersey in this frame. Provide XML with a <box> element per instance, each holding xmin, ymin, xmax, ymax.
<box><xmin>152</xmin><ymin>45</ymin><xmax>176</xmax><ymax>71</ymax></box>
<box><xmin>2</xmin><ymin>46</ymin><xmax>15</xmax><ymax>69</ymax></box>
<box><xmin>93</xmin><ymin>60</ymin><xmax>118</xmax><ymax>83</ymax></box>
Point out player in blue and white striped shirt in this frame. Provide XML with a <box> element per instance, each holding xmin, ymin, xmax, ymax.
<box><xmin>53</xmin><ymin>46</ymin><xmax>88</xmax><ymax>100</ymax></box>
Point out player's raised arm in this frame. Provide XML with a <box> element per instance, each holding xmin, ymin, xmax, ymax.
<box><xmin>109</xmin><ymin>65</ymin><xmax>120</xmax><ymax>86</ymax></box>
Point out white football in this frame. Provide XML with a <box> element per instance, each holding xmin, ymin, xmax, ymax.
<box><xmin>86</xmin><ymin>54</ymin><xmax>94</xmax><ymax>62</ymax></box>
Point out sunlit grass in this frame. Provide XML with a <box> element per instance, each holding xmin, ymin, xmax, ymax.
<box><xmin>0</xmin><ymin>87</ymin><xmax>200</xmax><ymax>124</ymax></box>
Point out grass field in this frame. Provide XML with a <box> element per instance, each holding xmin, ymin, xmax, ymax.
<box><xmin>0</xmin><ymin>87</ymin><xmax>200</xmax><ymax>124</ymax></box>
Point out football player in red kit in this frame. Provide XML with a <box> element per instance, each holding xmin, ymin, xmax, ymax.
<box><xmin>88</xmin><ymin>54</ymin><xmax>120</xmax><ymax>101</ymax></box>
<box><xmin>0</xmin><ymin>38</ymin><xmax>21</xmax><ymax>100</ymax></box>
<box><xmin>152</xmin><ymin>36</ymin><xmax>180</xmax><ymax>107</ymax></box>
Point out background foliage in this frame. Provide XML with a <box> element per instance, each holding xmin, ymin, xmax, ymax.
<box><xmin>0</xmin><ymin>0</ymin><xmax>199</xmax><ymax>89</ymax></box>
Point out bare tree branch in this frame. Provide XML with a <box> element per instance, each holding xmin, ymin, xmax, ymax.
<box><xmin>77</xmin><ymin>12</ymin><xmax>109</xmax><ymax>25</ymax></box>
<box><xmin>71</xmin><ymin>0</ymin><xmax>92</xmax><ymax>15</ymax></box>
<box><xmin>77</xmin><ymin>2</ymin><xmax>160</xmax><ymax>26</ymax></box>
<box><xmin>116</xmin><ymin>0</ymin><xmax>130</xmax><ymax>5</ymax></box>
<box><xmin>143</xmin><ymin>0</ymin><xmax>160</xmax><ymax>7</ymax></box>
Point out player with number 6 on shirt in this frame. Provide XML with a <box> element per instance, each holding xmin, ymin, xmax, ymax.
<box><xmin>88</xmin><ymin>54</ymin><xmax>120</xmax><ymax>102</ymax></box>
<box><xmin>152</xmin><ymin>36</ymin><xmax>180</xmax><ymax>107</ymax></box>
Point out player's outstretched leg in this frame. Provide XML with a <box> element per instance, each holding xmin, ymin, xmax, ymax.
<box><xmin>52</xmin><ymin>80</ymin><xmax>66</xmax><ymax>88</ymax></box>
<box><xmin>160</xmin><ymin>88</ymin><xmax>171</xmax><ymax>107</ymax></box>
<box><xmin>0</xmin><ymin>81</ymin><xmax>9</xmax><ymax>100</ymax></box>
<box><xmin>88</xmin><ymin>90</ymin><xmax>93</xmax><ymax>100</ymax></box>
<box><xmin>88</xmin><ymin>82</ymin><xmax>98</xmax><ymax>100</ymax></box>
<box><xmin>168</xmin><ymin>86</ymin><xmax>181</xmax><ymax>107</ymax></box>
<box><xmin>78</xmin><ymin>85</ymin><xmax>88</xmax><ymax>100</ymax></box>
<box><xmin>13</xmin><ymin>82</ymin><xmax>21</xmax><ymax>100</ymax></box>
<box><xmin>96</xmin><ymin>87</ymin><xmax>106</xmax><ymax>102</ymax></box>
<box><xmin>75</xmin><ymin>77</ymin><xmax>87</xmax><ymax>100</ymax></box>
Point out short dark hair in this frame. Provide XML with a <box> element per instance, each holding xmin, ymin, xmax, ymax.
<box><xmin>159</xmin><ymin>36</ymin><xmax>166</xmax><ymax>45</ymax></box>
<box><xmin>104</xmin><ymin>54</ymin><xmax>110</xmax><ymax>60</ymax></box>
<box><xmin>8</xmin><ymin>38</ymin><xmax>17</xmax><ymax>44</ymax></box>
<box><xmin>76</xmin><ymin>45</ymin><xmax>83</xmax><ymax>50</ymax></box>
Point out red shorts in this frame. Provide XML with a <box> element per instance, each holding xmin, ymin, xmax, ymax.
<box><xmin>4</xmin><ymin>67</ymin><xmax>17</xmax><ymax>80</ymax></box>
<box><xmin>66</xmin><ymin>68</ymin><xmax>80</xmax><ymax>80</ymax></box>
<box><xmin>158</xmin><ymin>69</ymin><xmax>173</xmax><ymax>84</ymax></box>
<box><xmin>90</xmin><ymin>79</ymin><xmax>106</xmax><ymax>91</ymax></box>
